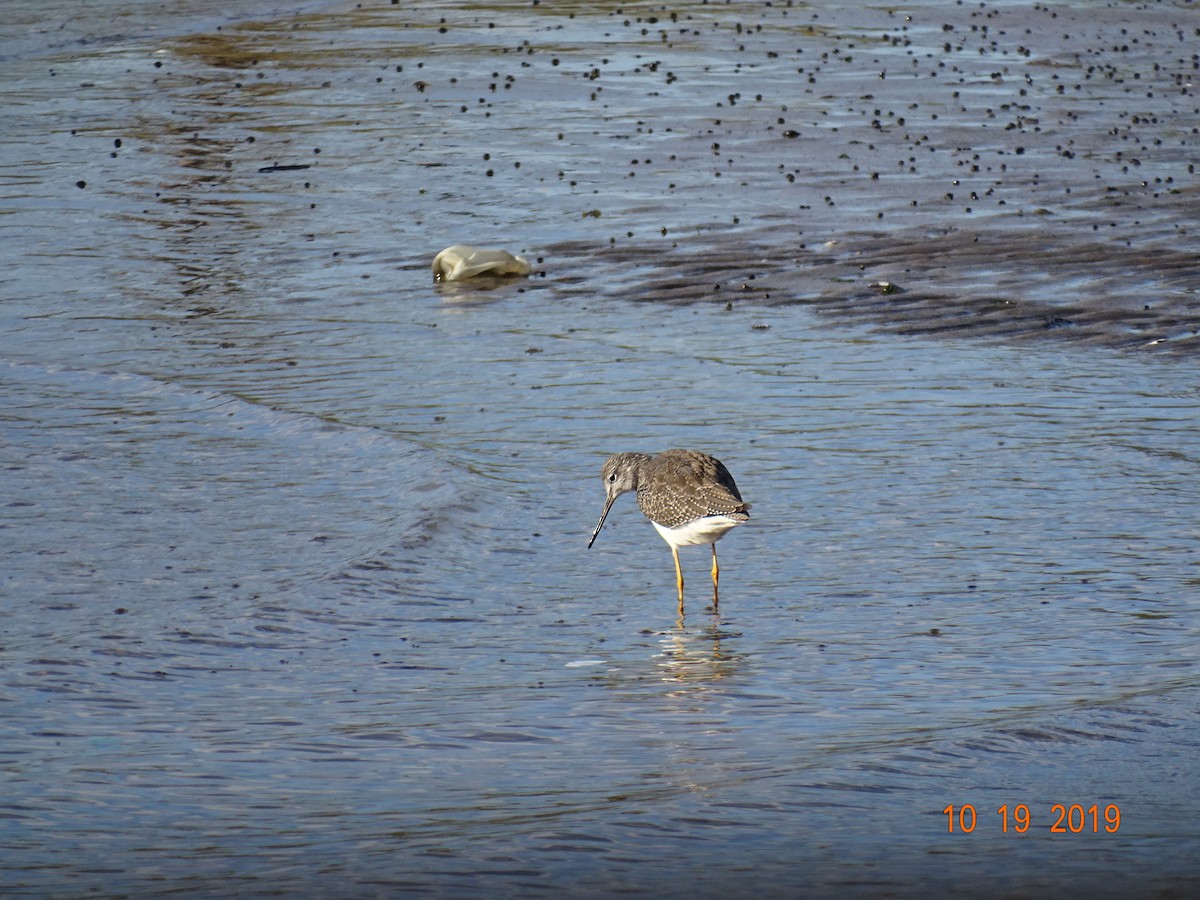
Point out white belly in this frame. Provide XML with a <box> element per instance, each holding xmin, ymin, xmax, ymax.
<box><xmin>652</xmin><ymin>515</ymin><xmax>743</xmax><ymax>549</ymax></box>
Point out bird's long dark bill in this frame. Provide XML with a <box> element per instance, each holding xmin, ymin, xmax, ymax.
<box><xmin>587</xmin><ymin>498</ymin><xmax>615</xmax><ymax>549</ymax></box>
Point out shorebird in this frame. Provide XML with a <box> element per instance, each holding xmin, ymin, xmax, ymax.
<box><xmin>588</xmin><ymin>449</ymin><xmax>750</xmax><ymax>608</ymax></box>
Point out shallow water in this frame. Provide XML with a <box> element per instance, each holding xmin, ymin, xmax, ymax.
<box><xmin>2</xmin><ymin>0</ymin><xmax>1199</xmax><ymax>896</ymax></box>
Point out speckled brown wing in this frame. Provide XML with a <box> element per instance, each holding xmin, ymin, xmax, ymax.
<box><xmin>636</xmin><ymin>449</ymin><xmax>751</xmax><ymax>528</ymax></box>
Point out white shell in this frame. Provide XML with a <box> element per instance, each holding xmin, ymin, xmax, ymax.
<box><xmin>432</xmin><ymin>245</ymin><xmax>532</xmax><ymax>282</ymax></box>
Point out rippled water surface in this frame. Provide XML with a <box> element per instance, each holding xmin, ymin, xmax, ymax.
<box><xmin>2</xmin><ymin>0</ymin><xmax>1199</xmax><ymax>896</ymax></box>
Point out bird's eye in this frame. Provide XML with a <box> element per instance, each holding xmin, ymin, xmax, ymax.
<box><xmin>607</xmin><ymin>473</ymin><xmax>616</xmax><ymax>482</ymax></box>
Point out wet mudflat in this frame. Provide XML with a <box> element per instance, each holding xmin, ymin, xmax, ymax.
<box><xmin>2</xmin><ymin>0</ymin><xmax>1198</xmax><ymax>896</ymax></box>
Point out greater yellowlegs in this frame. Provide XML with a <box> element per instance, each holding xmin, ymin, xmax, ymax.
<box><xmin>587</xmin><ymin>449</ymin><xmax>750</xmax><ymax>607</ymax></box>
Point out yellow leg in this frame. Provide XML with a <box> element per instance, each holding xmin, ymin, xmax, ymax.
<box><xmin>711</xmin><ymin>544</ymin><xmax>720</xmax><ymax>608</ymax></box>
<box><xmin>672</xmin><ymin>546</ymin><xmax>684</xmax><ymax>607</ymax></box>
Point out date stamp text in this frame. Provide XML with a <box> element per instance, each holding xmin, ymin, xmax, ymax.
<box><xmin>943</xmin><ymin>803</ymin><xmax>1121</xmax><ymax>834</ymax></box>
